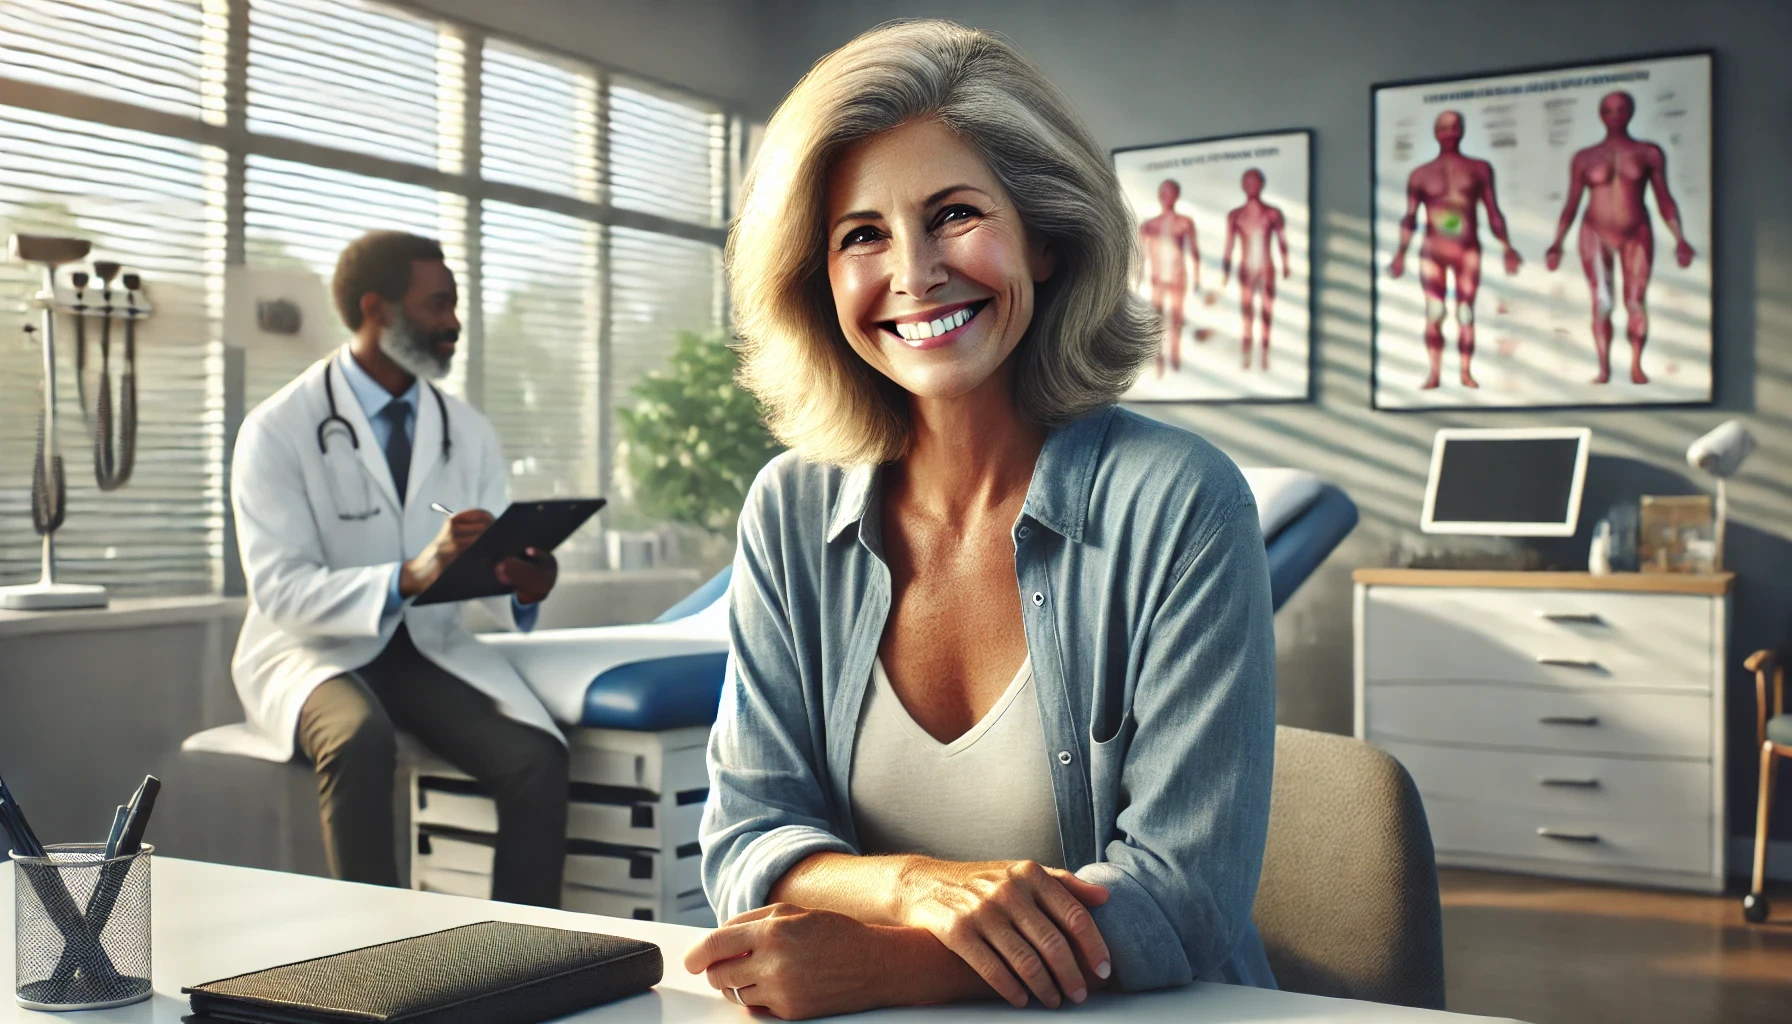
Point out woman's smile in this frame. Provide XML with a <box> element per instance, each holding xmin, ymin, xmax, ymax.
<box><xmin>878</xmin><ymin>299</ymin><xmax>992</xmax><ymax>349</ymax></box>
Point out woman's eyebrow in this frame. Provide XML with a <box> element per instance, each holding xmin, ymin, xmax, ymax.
<box><xmin>831</xmin><ymin>209</ymin><xmax>883</xmax><ymax>231</ymax></box>
<box><xmin>830</xmin><ymin>184</ymin><xmax>995</xmax><ymax>232</ymax></box>
<box><xmin>925</xmin><ymin>183</ymin><xmax>991</xmax><ymax>206</ymax></box>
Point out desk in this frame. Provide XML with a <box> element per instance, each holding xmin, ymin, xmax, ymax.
<box><xmin>3</xmin><ymin>858</ymin><xmax>1523</xmax><ymax>1022</ymax></box>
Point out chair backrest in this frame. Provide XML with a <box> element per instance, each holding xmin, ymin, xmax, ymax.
<box><xmin>1251</xmin><ymin>725</ymin><xmax>1445</xmax><ymax>1009</ymax></box>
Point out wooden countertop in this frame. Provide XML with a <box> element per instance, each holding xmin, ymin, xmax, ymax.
<box><xmin>1352</xmin><ymin>568</ymin><xmax>1734</xmax><ymax>595</ymax></box>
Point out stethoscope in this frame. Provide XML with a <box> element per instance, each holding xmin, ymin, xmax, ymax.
<box><xmin>316</xmin><ymin>360</ymin><xmax>452</xmax><ymax>520</ymax></box>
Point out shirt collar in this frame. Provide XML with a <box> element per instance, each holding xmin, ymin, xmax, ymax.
<box><xmin>825</xmin><ymin>404</ymin><xmax>1116</xmax><ymax>545</ymax></box>
<box><xmin>337</xmin><ymin>345</ymin><xmax>419</xmax><ymax>418</ymax></box>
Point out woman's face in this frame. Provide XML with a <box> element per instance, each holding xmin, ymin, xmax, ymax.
<box><xmin>825</xmin><ymin>119</ymin><xmax>1053</xmax><ymax>402</ymax></box>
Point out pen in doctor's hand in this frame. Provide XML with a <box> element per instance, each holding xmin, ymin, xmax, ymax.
<box><xmin>430</xmin><ymin>502</ymin><xmax>455</xmax><ymax>517</ymax></box>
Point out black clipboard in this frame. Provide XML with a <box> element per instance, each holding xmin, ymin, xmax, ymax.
<box><xmin>411</xmin><ymin>498</ymin><xmax>605</xmax><ymax>606</ymax></box>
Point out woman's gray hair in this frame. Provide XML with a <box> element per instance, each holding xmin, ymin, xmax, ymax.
<box><xmin>729</xmin><ymin>19</ymin><xmax>1155</xmax><ymax>466</ymax></box>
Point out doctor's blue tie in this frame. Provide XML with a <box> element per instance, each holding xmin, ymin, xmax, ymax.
<box><xmin>379</xmin><ymin>400</ymin><xmax>411</xmax><ymax>504</ymax></box>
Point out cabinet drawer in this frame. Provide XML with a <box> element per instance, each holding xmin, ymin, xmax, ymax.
<box><xmin>1364</xmin><ymin>587</ymin><xmax>1714</xmax><ymax>687</ymax></box>
<box><xmin>1378</xmin><ymin>741</ymin><xmax>1712</xmax><ymax>821</ymax></box>
<box><xmin>1420</xmin><ymin>796</ymin><xmax>1712</xmax><ymax>876</ymax></box>
<box><xmin>1365</xmin><ymin>683</ymin><xmax>1711</xmax><ymax>758</ymax></box>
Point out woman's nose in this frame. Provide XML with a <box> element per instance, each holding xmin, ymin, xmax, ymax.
<box><xmin>890</xmin><ymin>233</ymin><xmax>948</xmax><ymax>298</ymax></box>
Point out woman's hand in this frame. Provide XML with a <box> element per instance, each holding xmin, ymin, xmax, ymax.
<box><xmin>893</xmin><ymin>857</ymin><xmax>1111</xmax><ymax>1009</ymax></box>
<box><xmin>684</xmin><ymin>904</ymin><xmax>896</xmax><ymax>1020</ymax></box>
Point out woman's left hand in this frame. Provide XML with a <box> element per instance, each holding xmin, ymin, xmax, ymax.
<box><xmin>683</xmin><ymin>903</ymin><xmax>893</xmax><ymax>1019</ymax></box>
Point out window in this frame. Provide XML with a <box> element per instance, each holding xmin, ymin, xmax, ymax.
<box><xmin>247</xmin><ymin>0</ymin><xmax>459</xmax><ymax>168</ymax></box>
<box><xmin>0</xmin><ymin>0</ymin><xmax>226</xmax><ymax>123</ymax></box>
<box><xmin>480</xmin><ymin>201</ymin><xmax>603</xmax><ymax>565</ymax></box>
<box><xmin>0</xmin><ymin>105</ymin><xmax>225</xmax><ymax>596</ymax></box>
<box><xmin>609</xmin><ymin>226</ymin><xmax>723</xmax><ymax>422</ymax></box>
<box><xmin>1</xmin><ymin>0</ymin><xmax>734</xmax><ymax>594</ymax></box>
<box><xmin>480</xmin><ymin>39</ymin><xmax>598</xmax><ymax>200</ymax></box>
<box><xmin>609</xmin><ymin>80</ymin><xmax>726</xmax><ymax>226</ymax></box>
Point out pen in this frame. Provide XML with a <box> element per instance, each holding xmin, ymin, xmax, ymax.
<box><xmin>430</xmin><ymin>501</ymin><xmax>455</xmax><ymax>516</ymax></box>
<box><xmin>103</xmin><ymin>805</ymin><xmax>130</xmax><ymax>858</ymax></box>
<box><xmin>0</xmin><ymin>771</ymin><xmax>46</xmax><ymax>858</ymax></box>
<box><xmin>113</xmin><ymin>775</ymin><xmax>160</xmax><ymax>856</ymax></box>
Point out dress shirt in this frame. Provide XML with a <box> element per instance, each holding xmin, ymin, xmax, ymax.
<box><xmin>336</xmin><ymin>348</ymin><xmax>539</xmax><ymax>632</ymax></box>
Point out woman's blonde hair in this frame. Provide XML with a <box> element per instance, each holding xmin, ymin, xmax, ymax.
<box><xmin>729</xmin><ymin>19</ymin><xmax>1156</xmax><ymax>466</ymax></box>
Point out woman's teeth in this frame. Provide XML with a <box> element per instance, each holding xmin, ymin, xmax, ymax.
<box><xmin>894</xmin><ymin>304</ymin><xmax>977</xmax><ymax>341</ymax></box>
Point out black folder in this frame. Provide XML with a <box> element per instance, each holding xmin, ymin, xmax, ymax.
<box><xmin>183</xmin><ymin>921</ymin><xmax>660</xmax><ymax>1024</ymax></box>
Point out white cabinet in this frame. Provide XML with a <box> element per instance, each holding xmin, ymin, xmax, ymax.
<box><xmin>1354</xmin><ymin>570</ymin><xmax>1731</xmax><ymax>892</ymax></box>
<box><xmin>409</xmin><ymin>725</ymin><xmax>718</xmax><ymax>925</ymax></box>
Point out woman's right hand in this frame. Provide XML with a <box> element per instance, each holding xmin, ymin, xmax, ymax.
<box><xmin>892</xmin><ymin>857</ymin><xmax>1111</xmax><ymax>1009</ymax></box>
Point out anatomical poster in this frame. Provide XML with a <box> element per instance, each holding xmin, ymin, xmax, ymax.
<box><xmin>1372</xmin><ymin>52</ymin><xmax>1712</xmax><ymax>409</ymax></box>
<box><xmin>1114</xmin><ymin>130</ymin><xmax>1311</xmax><ymax>402</ymax></box>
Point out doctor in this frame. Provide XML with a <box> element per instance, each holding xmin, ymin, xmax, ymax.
<box><xmin>229</xmin><ymin>230</ymin><xmax>569</xmax><ymax>908</ymax></box>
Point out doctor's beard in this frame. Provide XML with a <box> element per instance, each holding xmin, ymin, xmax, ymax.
<box><xmin>378</xmin><ymin>308</ymin><xmax>456</xmax><ymax>381</ymax></box>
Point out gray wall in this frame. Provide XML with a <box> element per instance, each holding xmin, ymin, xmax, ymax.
<box><xmin>750</xmin><ymin>0</ymin><xmax>1792</xmax><ymax>844</ymax></box>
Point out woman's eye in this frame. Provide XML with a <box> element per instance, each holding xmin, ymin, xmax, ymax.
<box><xmin>840</xmin><ymin>226</ymin><xmax>882</xmax><ymax>249</ymax></box>
<box><xmin>936</xmin><ymin>204</ymin><xmax>982</xmax><ymax>229</ymax></box>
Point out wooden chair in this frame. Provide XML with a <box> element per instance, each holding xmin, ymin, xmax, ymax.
<box><xmin>1744</xmin><ymin>649</ymin><xmax>1790</xmax><ymax>923</ymax></box>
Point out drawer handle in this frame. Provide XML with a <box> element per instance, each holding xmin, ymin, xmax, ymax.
<box><xmin>1536</xmin><ymin>656</ymin><xmax>1603</xmax><ymax>669</ymax></box>
<box><xmin>1539</xmin><ymin>777</ymin><xmax>1601</xmax><ymax>788</ymax></box>
<box><xmin>1537</xmin><ymin>828</ymin><xmax>1601</xmax><ymax>843</ymax></box>
<box><xmin>1537</xmin><ymin>611</ymin><xmax>1603</xmax><ymax>625</ymax></box>
<box><xmin>1538</xmin><ymin>715</ymin><xmax>1600</xmax><ymax>727</ymax></box>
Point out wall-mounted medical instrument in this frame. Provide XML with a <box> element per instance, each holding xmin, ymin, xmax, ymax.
<box><xmin>3</xmin><ymin>234</ymin><xmax>155</xmax><ymax>611</ymax></box>
<box><xmin>71</xmin><ymin>260</ymin><xmax>149</xmax><ymax>491</ymax></box>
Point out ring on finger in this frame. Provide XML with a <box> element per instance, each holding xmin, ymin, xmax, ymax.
<box><xmin>729</xmin><ymin>985</ymin><xmax>744</xmax><ymax>1005</ymax></box>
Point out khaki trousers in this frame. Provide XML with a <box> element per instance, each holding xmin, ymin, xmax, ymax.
<box><xmin>296</xmin><ymin>624</ymin><xmax>568</xmax><ymax>908</ymax></box>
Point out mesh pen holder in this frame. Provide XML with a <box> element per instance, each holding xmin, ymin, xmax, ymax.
<box><xmin>11</xmin><ymin>843</ymin><xmax>153</xmax><ymax>1011</ymax></box>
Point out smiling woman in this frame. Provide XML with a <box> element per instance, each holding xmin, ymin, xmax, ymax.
<box><xmin>694</xmin><ymin>18</ymin><xmax>1279</xmax><ymax>1021</ymax></box>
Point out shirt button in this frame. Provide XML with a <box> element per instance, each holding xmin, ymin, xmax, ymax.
<box><xmin>1057</xmin><ymin>750</ymin><xmax>1073</xmax><ymax>765</ymax></box>
<box><xmin>1032</xmin><ymin>591</ymin><xmax>1044</xmax><ymax>607</ymax></box>
<box><xmin>1017</xmin><ymin>526</ymin><xmax>1031</xmax><ymax>540</ymax></box>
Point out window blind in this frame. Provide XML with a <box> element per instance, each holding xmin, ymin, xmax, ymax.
<box><xmin>0</xmin><ymin>0</ymin><xmax>225</xmax><ymax>123</ymax></box>
<box><xmin>3</xmin><ymin>0</ymin><xmax>740</xmax><ymax>592</ymax></box>
<box><xmin>0</xmin><ymin>104</ymin><xmax>225</xmax><ymax>596</ymax></box>
<box><xmin>247</xmin><ymin>0</ymin><xmax>461</xmax><ymax>169</ymax></box>
<box><xmin>480</xmin><ymin>201</ymin><xmax>605</xmax><ymax>565</ymax></box>
<box><xmin>241</xmin><ymin>154</ymin><xmax>467</xmax><ymax>408</ymax></box>
<box><xmin>608</xmin><ymin>79</ymin><xmax>725</xmax><ymax>226</ymax></box>
<box><xmin>481</xmin><ymin>38</ymin><xmax>599</xmax><ymax>201</ymax></box>
<box><xmin>609</xmin><ymin>225</ymin><xmax>723</xmax><ymax>416</ymax></box>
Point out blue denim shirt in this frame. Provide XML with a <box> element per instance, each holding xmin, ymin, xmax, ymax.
<box><xmin>700</xmin><ymin>404</ymin><xmax>1277</xmax><ymax>992</ymax></box>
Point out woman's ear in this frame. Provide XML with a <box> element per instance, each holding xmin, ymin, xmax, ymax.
<box><xmin>1029</xmin><ymin>236</ymin><xmax>1056</xmax><ymax>284</ymax></box>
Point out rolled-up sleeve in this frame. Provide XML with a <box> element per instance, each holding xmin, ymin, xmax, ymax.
<box><xmin>700</xmin><ymin>470</ymin><xmax>854</xmax><ymax>922</ymax></box>
<box><xmin>1076</xmin><ymin>494</ymin><xmax>1277</xmax><ymax>990</ymax></box>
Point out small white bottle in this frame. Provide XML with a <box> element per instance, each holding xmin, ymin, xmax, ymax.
<box><xmin>1588</xmin><ymin>519</ymin><xmax>1613</xmax><ymax>576</ymax></box>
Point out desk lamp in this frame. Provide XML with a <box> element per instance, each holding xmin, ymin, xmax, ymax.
<box><xmin>1685</xmin><ymin>419</ymin><xmax>1755</xmax><ymax>572</ymax></box>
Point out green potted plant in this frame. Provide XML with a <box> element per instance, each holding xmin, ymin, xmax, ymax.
<box><xmin>614</xmin><ymin>331</ymin><xmax>781</xmax><ymax>541</ymax></box>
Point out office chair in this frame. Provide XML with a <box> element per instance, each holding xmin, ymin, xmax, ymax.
<box><xmin>1744</xmin><ymin>648</ymin><xmax>1788</xmax><ymax>923</ymax></box>
<box><xmin>1252</xmin><ymin>726</ymin><xmax>1446</xmax><ymax>1009</ymax></box>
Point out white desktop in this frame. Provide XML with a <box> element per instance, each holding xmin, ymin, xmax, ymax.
<box><xmin>0</xmin><ymin>857</ymin><xmax>1525</xmax><ymax>1022</ymax></box>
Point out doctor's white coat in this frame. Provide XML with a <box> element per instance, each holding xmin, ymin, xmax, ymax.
<box><xmin>228</xmin><ymin>351</ymin><xmax>564</xmax><ymax>763</ymax></box>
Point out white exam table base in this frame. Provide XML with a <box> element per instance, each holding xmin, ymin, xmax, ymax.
<box><xmin>410</xmin><ymin>725</ymin><xmax>713</xmax><ymax>926</ymax></box>
<box><xmin>0</xmin><ymin>858</ymin><xmax>1528</xmax><ymax>1023</ymax></box>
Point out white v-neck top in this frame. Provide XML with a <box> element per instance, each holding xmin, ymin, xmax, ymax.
<box><xmin>848</xmin><ymin>656</ymin><xmax>1066</xmax><ymax>869</ymax></box>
